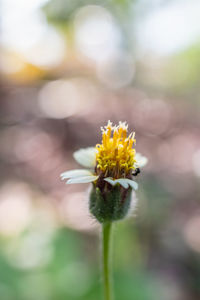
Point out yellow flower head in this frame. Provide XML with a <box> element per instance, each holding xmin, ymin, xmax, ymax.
<box><xmin>96</xmin><ymin>121</ymin><xmax>137</xmax><ymax>178</ymax></box>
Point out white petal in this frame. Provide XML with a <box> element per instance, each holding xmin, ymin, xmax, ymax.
<box><xmin>135</xmin><ymin>153</ymin><xmax>148</xmax><ymax>168</ymax></box>
<box><xmin>104</xmin><ymin>177</ymin><xmax>129</xmax><ymax>189</ymax></box>
<box><xmin>104</xmin><ymin>177</ymin><xmax>138</xmax><ymax>190</ymax></box>
<box><xmin>124</xmin><ymin>179</ymin><xmax>138</xmax><ymax>190</ymax></box>
<box><xmin>67</xmin><ymin>175</ymin><xmax>99</xmax><ymax>184</ymax></box>
<box><xmin>73</xmin><ymin>147</ymin><xmax>97</xmax><ymax>168</ymax></box>
<box><xmin>104</xmin><ymin>177</ymin><xmax>129</xmax><ymax>188</ymax></box>
<box><xmin>104</xmin><ymin>177</ymin><xmax>116</xmax><ymax>186</ymax></box>
<box><xmin>114</xmin><ymin>179</ymin><xmax>129</xmax><ymax>189</ymax></box>
<box><xmin>60</xmin><ymin>169</ymin><xmax>93</xmax><ymax>180</ymax></box>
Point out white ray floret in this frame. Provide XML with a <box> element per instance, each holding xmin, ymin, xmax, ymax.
<box><xmin>73</xmin><ymin>147</ymin><xmax>97</xmax><ymax>168</ymax></box>
<box><xmin>124</xmin><ymin>179</ymin><xmax>138</xmax><ymax>190</ymax></box>
<box><xmin>135</xmin><ymin>153</ymin><xmax>148</xmax><ymax>168</ymax></box>
<box><xmin>60</xmin><ymin>169</ymin><xmax>93</xmax><ymax>180</ymax></box>
<box><xmin>67</xmin><ymin>175</ymin><xmax>99</xmax><ymax>184</ymax></box>
<box><xmin>104</xmin><ymin>178</ymin><xmax>138</xmax><ymax>190</ymax></box>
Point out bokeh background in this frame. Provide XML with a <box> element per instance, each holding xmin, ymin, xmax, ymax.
<box><xmin>1</xmin><ymin>0</ymin><xmax>200</xmax><ymax>299</ymax></box>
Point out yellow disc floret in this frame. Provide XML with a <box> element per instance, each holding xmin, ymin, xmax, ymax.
<box><xmin>96</xmin><ymin>121</ymin><xmax>137</xmax><ymax>178</ymax></box>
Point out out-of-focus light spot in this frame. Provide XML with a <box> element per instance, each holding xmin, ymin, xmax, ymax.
<box><xmin>39</xmin><ymin>80</ymin><xmax>77</xmax><ymax>118</ymax></box>
<box><xmin>2</xmin><ymin>0</ymin><xmax>48</xmax><ymax>13</ymax></box>
<box><xmin>136</xmin><ymin>0</ymin><xmax>200</xmax><ymax>55</ymax></box>
<box><xmin>60</xmin><ymin>192</ymin><xmax>98</xmax><ymax>232</ymax></box>
<box><xmin>38</xmin><ymin>79</ymin><xmax>97</xmax><ymax>119</ymax></box>
<box><xmin>2</xmin><ymin>0</ymin><xmax>65</xmax><ymax>68</ymax></box>
<box><xmin>74</xmin><ymin>5</ymin><xmax>120</xmax><ymax>62</ymax></box>
<box><xmin>22</xmin><ymin>28</ymin><xmax>66</xmax><ymax>68</ymax></box>
<box><xmin>97</xmin><ymin>53</ymin><xmax>135</xmax><ymax>89</ymax></box>
<box><xmin>7</xmin><ymin>231</ymin><xmax>54</xmax><ymax>269</ymax></box>
<box><xmin>0</xmin><ymin>182</ymin><xmax>33</xmax><ymax>236</ymax></box>
<box><xmin>13</xmin><ymin>128</ymin><xmax>64</xmax><ymax>176</ymax></box>
<box><xmin>14</xmin><ymin>130</ymin><xmax>55</xmax><ymax>162</ymax></box>
<box><xmin>192</xmin><ymin>149</ymin><xmax>200</xmax><ymax>177</ymax></box>
<box><xmin>183</xmin><ymin>215</ymin><xmax>200</xmax><ymax>253</ymax></box>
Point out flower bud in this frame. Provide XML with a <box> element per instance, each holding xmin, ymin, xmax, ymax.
<box><xmin>89</xmin><ymin>182</ymin><xmax>132</xmax><ymax>223</ymax></box>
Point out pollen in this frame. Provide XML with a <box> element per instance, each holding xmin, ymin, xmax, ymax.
<box><xmin>96</xmin><ymin>121</ymin><xmax>136</xmax><ymax>178</ymax></box>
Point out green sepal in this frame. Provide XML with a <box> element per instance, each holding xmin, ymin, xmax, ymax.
<box><xmin>89</xmin><ymin>184</ymin><xmax>132</xmax><ymax>223</ymax></box>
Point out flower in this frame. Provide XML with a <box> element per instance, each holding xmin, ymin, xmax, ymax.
<box><xmin>61</xmin><ymin>121</ymin><xmax>147</xmax><ymax>222</ymax></box>
<box><xmin>61</xmin><ymin>121</ymin><xmax>147</xmax><ymax>190</ymax></box>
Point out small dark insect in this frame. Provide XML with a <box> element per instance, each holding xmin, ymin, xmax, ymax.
<box><xmin>132</xmin><ymin>168</ymin><xmax>140</xmax><ymax>176</ymax></box>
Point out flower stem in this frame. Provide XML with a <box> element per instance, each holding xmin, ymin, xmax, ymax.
<box><xmin>102</xmin><ymin>222</ymin><xmax>113</xmax><ymax>300</ymax></box>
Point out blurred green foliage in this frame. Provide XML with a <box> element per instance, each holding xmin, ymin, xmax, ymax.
<box><xmin>43</xmin><ymin>0</ymin><xmax>133</xmax><ymax>25</ymax></box>
<box><xmin>0</xmin><ymin>225</ymin><xmax>167</xmax><ymax>300</ymax></box>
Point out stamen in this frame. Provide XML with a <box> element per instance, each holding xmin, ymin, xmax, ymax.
<box><xmin>96</xmin><ymin>121</ymin><xmax>136</xmax><ymax>178</ymax></box>
<box><xmin>113</xmin><ymin>128</ymin><xmax>118</xmax><ymax>147</ymax></box>
<box><xmin>102</xmin><ymin>132</ymin><xmax>107</xmax><ymax>146</ymax></box>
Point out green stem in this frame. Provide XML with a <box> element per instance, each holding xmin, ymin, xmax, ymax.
<box><xmin>102</xmin><ymin>222</ymin><xmax>113</xmax><ymax>300</ymax></box>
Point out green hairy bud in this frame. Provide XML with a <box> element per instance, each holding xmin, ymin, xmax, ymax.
<box><xmin>89</xmin><ymin>182</ymin><xmax>132</xmax><ymax>223</ymax></box>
